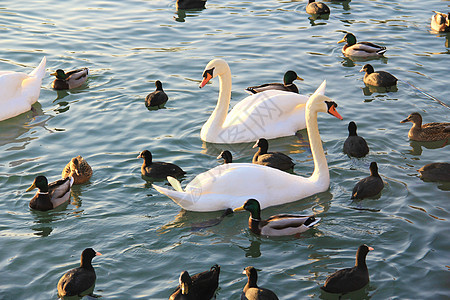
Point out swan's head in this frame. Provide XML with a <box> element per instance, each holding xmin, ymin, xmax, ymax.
<box><xmin>199</xmin><ymin>58</ymin><xmax>230</xmax><ymax>88</ymax></box>
<box><xmin>307</xmin><ymin>81</ymin><xmax>343</xmax><ymax>120</ymax></box>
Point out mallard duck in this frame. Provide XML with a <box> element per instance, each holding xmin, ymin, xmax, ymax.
<box><xmin>62</xmin><ymin>155</ymin><xmax>93</xmax><ymax>184</ymax></box>
<box><xmin>337</xmin><ymin>33</ymin><xmax>386</xmax><ymax>57</ymax></box>
<box><xmin>306</xmin><ymin>0</ymin><xmax>330</xmax><ymax>15</ymax></box>
<box><xmin>138</xmin><ymin>150</ymin><xmax>185</xmax><ymax>179</ymax></box>
<box><xmin>360</xmin><ymin>64</ymin><xmax>397</xmax><ymax>87</ymax></box>
<box><xmin>57</xmin><ymin>248</ymin><xmax>102</xmax><ymax>298</ymax></box>
<box><xmin>51</xmin><ymin>68</ymin><xmax>89</xmax><ymax>90</ymax></box>
<box><xmin>343</xmin><ymin>121</ymin><xmax>369</xmax><ymax>158</ymax></box>
<box><xmin>400</xmin><ymin>112</ymin><xmax>450</xmax><ymax>142</ymax></box>
<box><xmin>145</xmin><ymin>80</ymin><xmax>168</xmax><ymax>108</ymax></box>
<box><xmin>0</xmin><ymin>56</ymin><xmax>46</xmax><ymax>122</ymax></box>
<box><xmin>431</xmin><ymin>11</ymin><xmax>450</xmax><ymax>32</ymax></box>
<box><xmin>252</xmin><ymin>138</ymin><xmax>295</xmax><ymax>171</ymax></box>
<box><xmin>197</xmin><ymin>59</ymin><xmax>316</xmax><ymax>144</ymax></box>
<box><xmin>176</xmin><ymin>0</ymin><xmax>207</xmax><ymax>10</ymax></box>
<box><xmin>234</xmin><ymin>199</ymin><xmax>320</xmax><ymax>236</ymax></box>
<box><xmin>26</xmin><ymin>175</ymin><xmax>74</xmax><ymax>211</ymax></box>
<box><xmin>321</xmin><ymin>245</ymin><xmax>373</xmax><ymax>294</ymax></box>
<box><xmin>169</xmin><ymin>265</ymin><xmax>220</xmax><ymax>300</ymax></box>
<box><xmin>351</xmin><ymin>162</ymin><xmax>384</xmax><ymax>200</ymax></box>
<box><xmin>153</xmin><ymin>81</ymin><xmax>343</xmax><ymax>212</ymax></box>
<box><xmin>418</xmin><ymin>162</ymin><xmax>450</xmax><ymax>182</ymax></box>
<box><xmin>217</xmin><ymin>150</ymin><xmax>232</xmax><ymax>164</ymax></box>
<box><xmin>245</xmin><ymin>70</ymin><xmax>303</xmax><ymax>94</ymax></box>
<box><xmin>241</xmin><ymin>266</ymin><xmax>279</xmax><ymax>300</ymax></box>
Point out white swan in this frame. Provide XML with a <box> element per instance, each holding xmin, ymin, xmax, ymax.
<box><xmin>198</xmin><ymin>58</ymin><xmax>322</xmax><ymax>144</ymax></box>
<box><xmin>153</xmin><ymin>81</ymin><xmax>343</xmax><ymax>212</ymax></box>
<box><xmin>0</xmin><ymin>56</ymin><xmax>46</xmax><ymax>122</ymax></box>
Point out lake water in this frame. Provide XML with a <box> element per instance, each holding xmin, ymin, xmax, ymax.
<box><xmin>0</xmin><ymin>0</ymin><xmax>449</xmax><ymax>299</ymax></box>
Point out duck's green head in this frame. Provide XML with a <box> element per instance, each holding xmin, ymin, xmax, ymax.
<box><xmin>338</xmin><ymin>33</ymin><xmax>356</xmax><ymax>46</ymax></box>
<box><xmin>26</xmin><ymin>175</ymin><xmax>49</xmax><ymax>192</ymax></box>
<box><xmin>284</xmin><ymin>70</ymin><xmax>303</xmax><ymax>85</ymax></box>
<box><xmin>234</xmin><ymin>199</ymin><xmax>261</xmax><ymax>219</ymax></box>
<box><xmin>50</xmin><ymin>69</ymin><xmax>68</xmax><ymax>79</ymax></box>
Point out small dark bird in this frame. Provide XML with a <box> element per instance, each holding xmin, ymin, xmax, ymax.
<box><xmin>400</xmin><ymin>112</ymin><xmax>450</xmax><ymax>142</ymax></box>
<box><xmin>306</xmin><ymin>0</ymin><xmax>330</xmax><ymax>15</ymax></box>
<box><xmin>26</xmin><ymin>175</ymin><xmax>74</xmax><ymax>211</ymax></box>
<box><xmin>169</xmin><ymin>265</ymin><xmax>220</xmax><ymax>300</ymax></box>
<box><xmin>252</xmin><ymin>138</ymin><xmax>294</xmax><ymax>171</ymax></box>
<box><xmin>217</xmin><ymin>150</ymin><xmax>232</xmax><ymax>164</ymax></box>
<box><xmin>360</xmin><ymin>64</ymin><xmax>397</xmax><ymax>87</ymax></box>
<box><xmin>145</xmin><ymin>80</ymin><xmax>168</xmax><ymax>108</ymax></box>
<box><xmin>241</xmin><ymin>266</ymin><xmax>279</xmax><ymax>300</ymax></box>
<box><xmin>245</xmin><ymin>70</ymin><xmax>303</xmax><ymax>94</ymax></box>
<box><xmin>343</xmin><ymin>121</ymin><xmax>369</xmax><ymax>158</ymax></box>
<box><xmin>321</xmin><ymin>244</ymin><xmax>374</xmax><ymax>294</ymax></box>
<box><xmin>57</xmin><ymin>248</ymin><xmax>102</xmax><ymax>298</ymax></box>
<box><xmin>51</xmin><ymin>68</ymin><xmax>89</xmax><ymax>90</ymax></box>
<box><xmin>418</xmin><ymin>163</ymin><xmax>450</xmax><ymax>182</ymax></box>
<box><xmin>137</xmin><ymin>150</ymin><xmax>185</xmax><ymax>179</ymax></box>
<box><xmin>176</xmin><ymin>0</ymin><xmax>207</xmax><ymax>10</ymax></box>
<box><xmin>351</xmin><ymin>162</ymin><xmax>384</xmax><ymax>200</ymax></box>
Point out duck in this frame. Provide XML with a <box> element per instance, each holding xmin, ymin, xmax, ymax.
<box><xmin>252</xmin><ymin>138</ymin><xmax>295</xmax><ymax>171</ymax></box>
<box><xmin>431</xmin><ymin>11</ymin><xmax>450</xmax><ymax>32</ymax></box>
<box><xmin>57</xmin><ymin>248</ymin><xmax>102</xmax><ymax>298</ymax></box>
<box><xmin>234</xmin><ymin>199</ymin><xmax>320</xmax><ymax>236</ymax></box>
<box><xmin>360</xmin><ymin>64</ymin><xmax>397</xmax><ymax>87</ymax></box>
<box><xmin>351</xmin><ymin>162</ymin><xmax>384</xmax><ymax>200</ymax></box>
<box><xmin>51</xmin><ymin>68</ymin><xmax>89</xmax><ymax>90</ymax></box>
<box><xmin>145</xmin><ymin>80</ymin><xmax>168</xmax><ymax>108</ymax></box>
<box><xmin>241</xmin><ymin>266</ymin><xmax>279</xmax><ymax>300</ymax></box>
<box><xmin>217</xmin><ymin>150</ymin><xmax>232</xmax><ymax>164</ymax></box>
<box><xmin>400</xmin><ymin>112</ymin><xmax>450</xmax><ymax>142</ymax></box>
<box><xmin>321</xmin><ymin>245</ymin><xmax>374</xmax><ymax>294</ymax></box>
<box><xmin>176</xmin><ymin>0</ymin><xmax>207</xmax><ymax>10</ymax></box>
<box><xmin>245</xmin><ymin>70</ymin><xmax>303</xmax><ymax>94</ymax></box>
<box><xmin>138</xmin><ymin>150</ymin><xmax>185</xmax><ymax>179</ymax></box>
<box><xmin>0</xmin><ymin>56</ymin><xmax>46</xmax><ymax>122</ymax></box>
<box><xmin>418</xmin><ymin>163</ymin><xmax>450</xmax><ymax>182</ymax></box>
<box><xmin>306</xmin><ymin>0</ymin><xmax>330</xmax><ymax>15</ymax></box>
<box><xmin>61</xmin><ymin>155</ymin><xmax>93</xmax><ymax>184</ymax></box>
<box><xmin>153</xmin><ymin>81</ymin><xmax>343</xmax><ymax>212</ymax></box>
<box><xmin>343</xmin><ymin>121</ymin><xmax>369</xmax><ymax>158</ymax></box>
<box><xmin>169</xmin><ymin>265</ymin><xmax>220</xmax><ymax>300</ymax></box>
<box><xmin>26</xmin><ymin>175</ymin><xmax>74</xmax><ymax>211</ymax></box>
<box><xmin>337</xmin><ymin>33</ymin><xmax>386</xmax><ymax>57</ymax></box>
<box><xmin>198</xmin><ymin>58</ymin><xmax>316</xmax><ymax>144</ymax></box>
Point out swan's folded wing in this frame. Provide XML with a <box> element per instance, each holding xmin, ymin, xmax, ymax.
<box><xmin>0</xmin><ymin>72</ymin><xmax>28</xmax><ymax>101</ymax></box>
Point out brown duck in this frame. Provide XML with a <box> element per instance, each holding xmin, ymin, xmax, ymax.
<box><xmin>62</xmin><ymin>155</ymin><xmax>93</xmax><ymax>184</ymax></box>
<box><xmin>400</xmin><ymin>112</ymin><xmax>450</xmax><ymax>142</ymax></box>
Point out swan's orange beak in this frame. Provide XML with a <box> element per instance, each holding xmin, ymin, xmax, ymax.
<box><xmin>199</xmin><ymin>73</ymin><xmax>212</xmax><ymax>88</ymax></box>
<box><xmin>328</xmin><ymin>105</ymin><xmax>343</xmax><ymax>120</ymax></box>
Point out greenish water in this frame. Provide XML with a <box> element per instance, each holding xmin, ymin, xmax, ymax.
<box><xmin>0</xmin><ymin>0</ymin><xmax>449</xmax><ymax>299</ymax></box>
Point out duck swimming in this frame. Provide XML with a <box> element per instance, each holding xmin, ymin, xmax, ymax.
<box><xmin>360</xmin><ymin>64</ymin><xmax>397</xmax><ymax>87</ymax></box>
<box><xmin>337</xmin><ymin>33</ymin><xmax>386</xmax><ymax>57</ymax></box>
<box><xmin>26</xmin><ymin>175</ymin><xmax>74</xmax><ymax>211</ymax></box>
<box><xmin>0</xmin><ymin>56</ymin><xmax>46</xmax><ymax>122</ymax></box>
<box><xmin>252</xmin><ymin>138</ymin><xmax>295</xmax><ymax>171</ymax></box>
<box><xmin>217</xmin><ymin>150</ymin><xmax>232</xmax><ymax>164</ymax></box>
<box><xmin>431</xmin><ymin>11</ymin><xmax>450</xmax><ymax>32</ymax></box>
<box><xmin>400</xmin><ymin>112</ymin><xmax>450</xmax><ymax>142</ymax></box>
<box><xmin>321</xmin><ymin>245</ymin><xmax>373</xmax><ymax>294</ymax></box>
<box><xmin>241</xmin><ymin>266</ymin><xmax>279</xmax><ymax>300</ymax></box>
<box><xmin>198</xmin><ymin>58</ymin><xmax>315</xmax><ymax>144</ymax></box>
<box><xmin>343</xmin><ymin>121</ymin><xmax>369</xmax><ymax>158</ymax></box>
<box><xmin>418</xmin><ymin>162</ymin><xmax>450</xmax><ymax>182</ymax></box>
<box><xmin>169</xmin><ymin>265</ymin><xmax>220</xmax><ymax>300</ymax></box>
<box><xmin>245</xmin><ymin>70</ymin><xmax>303</xmax><ymax>94</ymax></box>
<box><xmin>176</xmin><ymin>0</ymin><xmax>206</xmax><ymax>10</ymax></box>
<box><xmin>138</xmin><ymin>150</ymin><xmax>185</xmax><ymax>179</ymax></box>
<box><xmin>234</xmin><ymin>199</ymin><xmax>320</xmax><ymax>236</ymax></box>
<box><xmin>51</xmin><ymin>68</ymin><xmax>89</xmax><ymax>90</ymax></box>
<box><xmin>62</xmin><ymin>155</ymin><xmax>93</xmax><ymax>184</ymax></box>
<box><xmin>145</xmin><ymin>80</ymin><xmax>168</xmax><ymax>108</ymax></box>
<box><xmin>351</xmin><ymin>162</ymin><xmax>384</xmax><ymax>200</ymax></box>
<box><xmin>306</xmin><ymin>0</ymin><xmax>330</xmax><ymax>15</ymax></box>
<box><xmin>153</xmin><ymin>81</ymin><xmax>343</xmax><ymax>212</ymax></box>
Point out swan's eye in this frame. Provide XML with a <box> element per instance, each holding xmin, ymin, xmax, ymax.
<box><xmin>202</xmin><ymin>67</ymin><xmax>215</xmax><ymax>79</ymax></box>
<box><xmin>325</xmin><ymin>101</ymin><xmax>337</xmax><ymax>109</ymax></box>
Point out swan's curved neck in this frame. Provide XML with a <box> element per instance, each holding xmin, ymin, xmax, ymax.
<box><xmin>306</xmin><ymin>108</ymin><xmax>329</xmax><ymax>184</ymax></box>
<box><xmin>202</xmin><ymin>67</ymin><xmax>232</xmax><ymax>138</ymax></box>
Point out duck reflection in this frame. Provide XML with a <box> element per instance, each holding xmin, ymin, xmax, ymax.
<box><xmin>238</xmin><ymin>239</ymin><xmax>262</xmax><ymax>258</ymax></box>
<box><xmin>362</xmin><ymin>84</ymin><xmax>398</xmax><ymax>96</ymax></box>
<box><xmin>407</xmin><ymin>140</ymin><xmax>448</xmax><ymax>156</ymax></box>
<box><xmin>29</xmin><ymin>208</ymin><xmax>68</xmax><ymax>237</ymax></box>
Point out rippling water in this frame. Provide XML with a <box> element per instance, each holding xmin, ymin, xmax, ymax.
<box><xmin>0</xmin><ymin>0</ymin><xmax>449</xmax><ymax>299</ymax></box>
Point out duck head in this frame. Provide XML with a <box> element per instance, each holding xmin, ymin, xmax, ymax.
<box><xmin>359</xmin><ymin>64</ymin><xmax>375</xmax><ymax>75</ymax></box>
<box><xmin>234</xmin><ymin>199</ymin><xmax>262</xmax><ymax>219</ymax></box>
<box><xmin>50</xmin><ymin>69</ymin><xmax>68</xmax><ymax>80</ymax></box>
<box><xmin>26</xmin><ymin>175</ymin><xmax>49</xmax><ymax>193</ymax></box>
<box><xmin>338</xmin><ymin>33</ymin><xmax>357</xmax><ymax>46</ymax></box>
<box><xmin>284</xmin><ymin>70</ymin><xmax>303</xmax><ymax>84</ymax></box>
<box><xmin>179</xmin><ymin>271</ymin><xmax>193</xmax><ymax>295</ymax></box>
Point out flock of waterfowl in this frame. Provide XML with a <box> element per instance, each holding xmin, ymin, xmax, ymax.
<box><xmin>1</xmin><ymin>0</ymin><xmax>449</xmax><ymax>299</ymax></box>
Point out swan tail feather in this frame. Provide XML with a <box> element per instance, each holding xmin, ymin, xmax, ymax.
<box><xmin>152</xmin><ymin>184</ymin><xmax>196</xmax><ymax>210</ymax></box>
<box><xmin>28</xmin><ymin>56</ymin><xmax>46</xmax><ymax>79</ymax></box>
<box><xmin>167</xmin><ymin>176</ymin><xmax>183</xmax><ymax>192</ymax></box>
<box><xmin>314</xmin><ymin>80</ymin><xmax>326</xmax><ymax>95</ymax></box>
